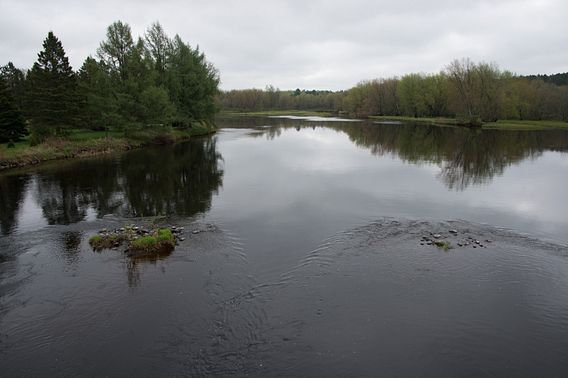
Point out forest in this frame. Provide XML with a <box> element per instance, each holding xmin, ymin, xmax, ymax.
<box><xmin>0</xmin><ymin>21</ymin><xmax>219</xmax><ymax>146</ymax></box>
<box><xmin>219</xmin><ymin>59</ymin><xmax>568</xmax><ymax>125</ymax></box>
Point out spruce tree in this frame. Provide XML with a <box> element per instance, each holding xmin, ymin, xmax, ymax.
<box><xmin>0</xmin><ymin>76</ymin><xmax>27</xmax><ymax>143</ymax></box>
<box><xmin>0</xmin><ymin>62</ymin><xmax>27</xmax><ymax>111</ymax></box>
<box><xmin>27</xmin><ymin>31</ymin><xmax>78</xmax><ymax>142</ymax></box>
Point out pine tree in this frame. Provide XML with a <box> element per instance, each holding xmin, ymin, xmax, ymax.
<box><xmin>27</xmin><ymin>31</ymin><xmax>78</xmax><ymax>142</ymax></box>
<box><xmin>0</xmin><ymin>62</ymin><xmax>27</xmax><ymax>111</ymax></box>
<box><xmin>0</xmin><ymin>76</ymin><xmax>27</xmax><ymax>143</ymax></box>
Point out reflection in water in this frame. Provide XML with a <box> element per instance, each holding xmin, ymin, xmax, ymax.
<box><xmin>0</xmin><ymin>137</ymin><xmax>224</xmax><ymax>234</ymax></box>
<box><xmin>0</xmin><ymin>174</ymin><xmax>28</xmax><ymax>235</ymax></box>
<box><xmin>221</xmin><ymin>116</ymin><xmax>568</xmax><ymax>190</ymax></box>
<box><xmin>58</xmin><ymin>231</ymin><xmax>82</xmax><ymax>265</ymax></box>
<box><xmin>124</xmin><ymin>250</ymin><xmax>173</xmax><ymax>288</ymax></box>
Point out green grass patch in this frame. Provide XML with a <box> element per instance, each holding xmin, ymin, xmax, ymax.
<box><xmin>130</xmin><ymin>228</ymin><xmax>175</xmax><ymax>255</ymax></box>
<box><xmin>434</xmin><ymin>240</ymin><xmax>453</xmax><ymax>251</ymax></box>
<box><xmin>89</xmin><ymin>233</ymin><xmax>126</xmax><ymax>251</ymax></box>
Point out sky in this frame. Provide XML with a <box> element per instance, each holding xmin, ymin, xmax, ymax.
<box><xmin>0</xmin><ymin>0</ymin><xmax>567</xmax><ymax>90</ymax></box>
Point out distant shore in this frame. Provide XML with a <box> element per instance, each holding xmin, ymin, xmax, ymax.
<box><xmin>221</xmin><ymin>110</ymin><xmax>568</xmax><ymax>130</ymax></box>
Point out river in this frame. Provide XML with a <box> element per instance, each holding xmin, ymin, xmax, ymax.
<box><xmin>1</xmin><ymin>116</ymin><xmax>568</xmax><ymax>376</ymax></box>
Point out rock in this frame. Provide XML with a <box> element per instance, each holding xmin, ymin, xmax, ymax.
<box><xmin>449</xmin><ymin>229</ymin><xmax>458</xmax><ymax>235</ymax></box>
<box><xmin>457</xmin><ymin>243</ymin><xmax>463</xmax><ymax>247</ymax></box>
<box><xmin>485</xmin><ymin>239</ymin><xmax>492</xmax><ymax>243</ymax></box>
<box><xmin>475</xmin><ymin>240</ymin><xmax>480</xmax><ymax>244</ymax></box>
<box><xmin>179</xmin><ymin>237</ymin><xmax>185</xmax><ymax>241</ymax></box>
<box><xmin>433</xmin><ymin>234</ymin><xmax>442</xmax><ymax>239</ymax></box>
<box><xmin>192</xmin><ymin>230</ymin><xmax>200</xmax><ymax>235</ymax></box>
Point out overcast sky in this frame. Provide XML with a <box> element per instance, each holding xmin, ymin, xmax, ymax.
<box><xmin>1</xmin><ymin>0</ymin><xmax>567</xmax><ymax>90</ymax></box>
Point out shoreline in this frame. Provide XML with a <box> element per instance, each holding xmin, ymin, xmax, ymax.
<box><xmin>221</xmin><ymin>110</ymin><xmax>568</xmax><ymax>130</ymax></box>
<box><xmin>0</xmin><ymin>125</ymin><xmax>216</xmax><ymax>172</ymax></box>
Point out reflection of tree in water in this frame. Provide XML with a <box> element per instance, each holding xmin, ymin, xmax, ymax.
<box><xmin>56</xmin><ymin>231</ymin><xmax>82</xmax><ymax>265</ymax></box>
<box><xmin>125</xmin><ymin>250</ymin><xmax>173</xmax><ymax>288</ymax></box>
<box><xmin>24</xmin><ymin>136</ymin><xmax>223</xmax><ymax>227</ymax></box>
<box><xmin>0</xmin><ymin>174</ymin><xmax>29</xmax><ymax>235</ymax></box>
<box><xmin>244</xmin><ymin>117</ymin><xmax>568</xmax><ymax>190</ymax></box>
<box><xmin>121</xmin><ymin>138</ymin><xmax>223</xmax><ymax>217</ymax></box>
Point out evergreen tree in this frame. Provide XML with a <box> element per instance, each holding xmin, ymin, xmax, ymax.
<box><xmin>166</xmin><ymin>35</ymin><xmax>219</xmax><ymax>126</ymax></box>
<box><xmin>26</xmin><ymin>31</ymin><xmax>78</xmax><ymax>142</ymax></box>
<box><xmin>0</xmin><ymin>62</ymin><xmax>27</xmax><ymax>111</ymax></box>
<box><xmin>0</xmin><ymin>76</ymin><xmax>27</xmax><ymax>143</ymax></box>
<box><xmin>77</xmin><ymin>57</ymin><xmax>118</xmax><ymax>131</ymax></box>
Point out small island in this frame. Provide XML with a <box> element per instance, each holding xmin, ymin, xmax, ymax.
<box><xmin>89</xmin><ymin>225</ymin><xmax>184</xmax><ymax>257</ymax></box>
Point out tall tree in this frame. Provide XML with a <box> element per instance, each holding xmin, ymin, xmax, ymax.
<box><xmin>144</xmin><ymin>22</ymin><xmax>171</xmax><ymax>85</ymax></box>
<box><xmin>0</xmin><ymin>62</ymin><xmax>27</xmax><ymax>111</ymax></box>
<box><xmin>0</xmin><ymin>75</ymin><xmax>27</xmax><ymax>143</ymax></box>
<box><xmin>97</xmin><ymin>21</ymin><xmax>134</xmax><ymax>84</ymax></box>
<box><xmin>77</xmin><ymin>57</ymin><xmax>118</xmax><ymax>131</ymax></box>
<box><xmin>166</xmin><ymin>35</ymin><xmax>219</xmax><ymax>125</ymax></box>
<box><xmin>26</xmin><ymin>31</ymin><xmax>78</xmax><ymax>142</ymax></box>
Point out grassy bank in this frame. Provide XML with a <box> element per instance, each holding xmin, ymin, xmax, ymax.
<box><xmin>370</xmin><ymin>115</ymin><xmax>568</xmax><ymax>130</ymax></box>
<box><xmin>0</xmin><ymin>124</ymin><xmax>214</xmax><ymax>171</ymax></box>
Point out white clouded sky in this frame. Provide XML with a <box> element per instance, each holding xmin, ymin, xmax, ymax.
<box><xmin>1</xmin><ymin>0</ymin><xmax>567</xmax><ymax>90</ymax></box>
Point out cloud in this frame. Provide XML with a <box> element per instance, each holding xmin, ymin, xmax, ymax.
<box><xmin>0</xmin><ymin>0</ymin><xmax>566</xmax><ymax>90</ymax></box>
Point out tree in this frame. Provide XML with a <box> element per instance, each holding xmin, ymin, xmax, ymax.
<box><xmin>97</xmin><ymin>21</ymin><xmax>134</xmax><ymax>84</ymax></box>
<box><xmin>77</xmin><ymin>57</ymin><xmax>118</xmax><ymax>131</ymax></box>
<box><xmin>0</xmin><ymin>62</ymin><xmax>27</xmax><ymax>111</ymax></box>
<box><xmin>144</xmin><ymin>22</ymin><xmax>171</xmax><ymax>85</ymax></box>
<box><xmin>446</xmin><ymin>58</ymin><xmax>477</xmax><ymax>118</ymax></box>
<box><xmin>0</xmin><ymin>76</ymin><xmax>27</xmax><ymax>143</ymax></box>
<box><xmin>165</xmin><ymin>35</ymin><xmax>219</xmax><ymax>125</ymax></box>
<box><xmin>26</xmin><ymin>31</ymin><xmax>78</xmax><ymax>142</ymax></box>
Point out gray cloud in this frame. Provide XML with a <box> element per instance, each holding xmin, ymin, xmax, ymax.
<box><xmin>0</xmin><ymin>0</ymin><xmax>566</xmax><ymax>90</ymax></box>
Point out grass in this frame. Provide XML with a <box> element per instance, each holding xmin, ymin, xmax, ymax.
<box><xmin>89</xmin><ymin>233</ymin><xmax>126</xmax><ymax>251</ymax></box>
<box><xmin>129</xmin><ymin>228</ymin><xmax>175</xmax><ymax>255</ymax></box>
<box><xmin>370</xmin><ymin>115</ymin><xmax>568</xmax><ymax>130</ymax></box>
<box><xmin>0</xmin><ymin>125</ymin><xmax>215</xmax><ymax>171</ymax></box>
<box><xmin>89</xmin><ymin>227</ymin><xmax>176</xmax><ymax>256</ymax></box>
<box><xmin>434</xmin><ymin>240</ymin><xmax>453</xmax><ymax>251</ymax></box>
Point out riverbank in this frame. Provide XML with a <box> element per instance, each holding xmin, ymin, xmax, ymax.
<box><xmin>370</xmin><ymin>115</ymin><xmax>568</xmax><ymax>130</ymax></box>
<box><xmin>0</xmin><ymin>124</ymin><xmax>215</xmax><ymax>171</ymax></box>
<box><xmin>222</xmin><ymin>111</ymin><xmax>568</xmax><ymax>130</ymax></box>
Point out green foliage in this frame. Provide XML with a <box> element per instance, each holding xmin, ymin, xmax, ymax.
<box><xmin>0</xmin><ymin>76</ymin><xmax>27</xmax><ymax>143</ymax></box>
<box><xmin>0</xmin><ymin>62</ymin><xmax>26</xmax><ymax>111</ymax></box>
<box><xmin>26</xmin><ymin>32</ymin><xmax>79</xmax><ymax>142</ymax></box>
<box><xmin>166</xmin><ymin>35</ymin><xmax>220</xmax><ymax>125</ymax></box>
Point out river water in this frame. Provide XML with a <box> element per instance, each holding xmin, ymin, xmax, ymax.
<box><xmin>1</xmin><ymin>116</ymin><xmax>568</xmax><ymax>376</ymax></box>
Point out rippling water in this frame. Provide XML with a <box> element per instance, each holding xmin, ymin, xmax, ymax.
<box><xmin>1</xmin><ymin>117</ymin><xmax>568</xmax><ymax>376</ymax></box>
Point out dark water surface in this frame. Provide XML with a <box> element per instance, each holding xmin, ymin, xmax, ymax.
<box><xmin>1</xmin><ymin>117</ymin><xmax>568</xmax><ymax>376</ymax></box>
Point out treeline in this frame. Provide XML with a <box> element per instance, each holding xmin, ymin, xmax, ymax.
<box><xmin>0</xmin><ymin>21</ymin><xmax>219</xmax><ymax>145</ymax></box>
<box><xmin>219</xmin><ymin>59</ymin><xmax>568</xmax><ymax>123</ymax></box>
